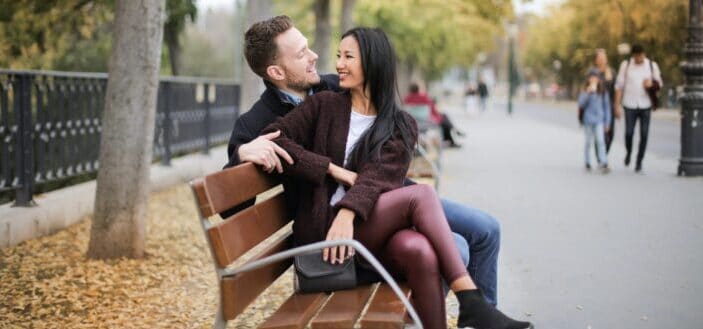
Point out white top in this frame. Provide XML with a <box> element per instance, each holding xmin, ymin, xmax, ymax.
<box><xmin>614</xmin><ymin>58</ymin><xmax>663</xmax><ymax>109</ymax></box>
<box><xmin>329</xmin><ymin>110</ymin><xmax>376</xmax><ymax>206</ymax></box>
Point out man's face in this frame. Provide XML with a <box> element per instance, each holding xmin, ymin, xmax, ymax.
<box><xmin>633</xmin><ymin>53</ymin><xmax>645</xmax><ymax>64</ymax></box>
<box><xmin>273</xmin><ymin>27</ymin><xmax>320</xmax><ymax>91</ymax></box>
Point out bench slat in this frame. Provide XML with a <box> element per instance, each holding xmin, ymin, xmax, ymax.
<box><xmin>190</xmin><ymin>179</ymin><xmax>213</xmax><ymax>218</ymax></box>
<box><xmin>360</xmin><ymin>283</ymin><xmax>411</xmax><ymax>329</ymax></box>
<box><xmin>221</xmin><ymin>232</ymin><xmax>294</xmax><ymax>320</ymax></box>
<box><xmin>310</xmin><ymin>285</ymin><xmax>375</xmax><ymax>329</ymax></box>
<box><xmin>203</xmin><ymin>163</ymin><xmax>280</xmax><ymax>216</ymax></box>
<box><xmin>259</xmin><ymin>292</ymin><xmax>329</xmax><ymax>329</ymax></box>
<box><xmin>208</xmin><ymin>193</ymin><xmax>290</xmax><ymax>267</ymax></box>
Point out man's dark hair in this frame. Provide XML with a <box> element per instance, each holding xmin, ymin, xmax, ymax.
<box><xmin>341</xmin><ymin>27</ymin><xmax>415</xmax><ymax>171</ymax></box>
<box><xmin>631</xmin><ymin>44</ymin><xmax>644</xmax><ymax>55</ymax></box>
<box><xmin>244</xmin><ymin>15</ymin><xmax>293</xmax><ymax>79</ymax></box>
<box><xmin>409</xmin><ymin>83</ymin><xmax>420</xmax><ymax>94</ymax></box>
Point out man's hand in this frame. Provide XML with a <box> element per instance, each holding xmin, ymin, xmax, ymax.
<box><xmin>328</xmin><ymin>163</ymin><xmax>357</xmax><ymax>186</ymax></box>
<box><xmin>643</xmin><ymin>79</ymin><xmax>652</xmax><ymax>88</ymax></box>
<box><xmin>614</xmin><ymin>90</ymin><xmax>623</xmax><ymax>120</ymax></box>
<box><xmin>323</xmin><ymin>208</ymin><xmax>355</xmax><ymax>264</ymax></box>
<box><xmin>237</xmin><ymin>130</ymin><xmax>294</xmax><ymax>173</ymax></box>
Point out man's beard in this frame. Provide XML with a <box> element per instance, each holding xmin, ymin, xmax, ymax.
<box><xmin>286</xmin><ymin>79</ymin><xmax>314</xmax><ymax>92</ymax></box>
<box><xmin>283</xmin><ymin>66</ymin><xmax>320</xmax><ymax>92</ymax></box>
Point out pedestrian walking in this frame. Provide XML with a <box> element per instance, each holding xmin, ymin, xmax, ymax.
<box><xmin>478</xmin><ymin>79</ymin><xmax>489</xmax><ymax>111</ymax></box>
<box><xmin>578</xmin><ymin>69</ymin><xmax>611</xmax><ymax>172</ymax></box>
<box><xmin>590</xmin><ymin>48</ymin><xmax>616</xmax><ymax>153</ymax></box>
<box><xmin>614</xmin><ymin>44</ymin><xmax>663</xmax><ymax>172</ymax></box>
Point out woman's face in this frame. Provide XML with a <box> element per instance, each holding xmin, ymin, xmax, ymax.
<box><xmin>595</xmin><ymin>51</ymin><xmax>608</xmax><ymax>67</ymax></box>
<box><xmin>336</xmin><ymin>35</ymin><xmax>364</xmax><ymax>91</ymax></box>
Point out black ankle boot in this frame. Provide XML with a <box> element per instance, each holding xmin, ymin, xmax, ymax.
<box><xmin>456</xmin><ymin>289</ymin><xmax>533</xmax><ymax>329</ymax></box>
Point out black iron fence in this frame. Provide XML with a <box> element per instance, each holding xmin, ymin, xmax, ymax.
<box><xmin>0</xmin><ymin>69</ymin><xmax>239</xmax><ymax>206</ymax></box>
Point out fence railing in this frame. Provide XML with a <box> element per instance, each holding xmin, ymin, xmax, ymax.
<box><xmin>0</xmin><ymin>69</ymin><xmax>239</xmax><ymax>206</ymax></box>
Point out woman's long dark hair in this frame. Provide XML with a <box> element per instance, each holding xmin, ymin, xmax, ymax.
<box><xmin>342</xmin><ymin>27</ymin><xmax>415</xmax><ymax>171</ymax></box>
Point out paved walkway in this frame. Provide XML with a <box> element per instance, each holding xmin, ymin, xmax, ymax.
<box><xmin>437</xmin><ymin>98</ymin><xmax>703</xmax><ymax>329</ymax></box>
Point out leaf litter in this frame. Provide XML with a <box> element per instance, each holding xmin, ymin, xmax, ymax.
<box><xmin>1</xmin><ymin>183</ymin><xmax>461</xmax><ymax>328</ymax></box>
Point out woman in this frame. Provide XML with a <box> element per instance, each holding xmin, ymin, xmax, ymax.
<box><xmin>263</xmin><ymin>27</ymin><xmax>532</xmax><ymax>329</ymax></box>
<box><xmin>579</xmin><ymin>69</ymin><xmax>612</xmax><ymax>172</ymax></box>
<box><xmin>592</xmin><ymin>48</ymin><xmax>616</xmax><ymax>153</ymax></box>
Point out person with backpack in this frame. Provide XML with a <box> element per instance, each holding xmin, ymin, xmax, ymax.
<box><xmin>579</xmin><ymin>69</ymin><xmax>612</xmax><ymax>172</ymax></box>
<box><xmin>614</xmin><ymin>44</ymin><xmax>663</xmax><ymax>172</ymax></box>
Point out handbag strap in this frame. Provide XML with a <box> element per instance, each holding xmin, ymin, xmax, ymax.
<box><xmin>622</xmin><ymin>58</ymin><xmax>631</xmax><ymax>96</ymax></box>
<box><xmin>649</xmin><ymin>58</ymin><xmax>654</xmax><ymax>81</ymax></box>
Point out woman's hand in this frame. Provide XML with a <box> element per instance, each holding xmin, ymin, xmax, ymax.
<box><xmin>328</xmin><ymin>163</ymin><xmax>358</xmax><ymax>186</ymax></box>
<box><xmin>323</xmin><ymin>208</ymin><xmax>355</xmax><ymax>264</ymax></box>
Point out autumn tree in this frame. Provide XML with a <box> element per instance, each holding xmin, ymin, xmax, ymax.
<box><xmin>0</xmin><ymin>0</ymin><xmax>113</xmax><ymax>71</ymax></box>
<box><xmin>522</xmin><ymin>0</ymin><xmax>687</xmax><ymax>95</ymax></box>
<box><xmin>340</xmin><ymin>0</ymin><xmax>356</xmax><ymax>33</ymax></box>
<box><xmin>313</xmin><ymin>0</ymin><xmax>332</xmax><ymax>72</ymax></box>
<box><xmin>87</xmin><ymin>0</ymin><xmax>165</xmax><ymax>259</ymax></box>
<box><xmin>164</xmin><ymin>0</ymin><xmax>197</xmax><ymax>75</ymax></box>
<box><xmin>240</xmin><ymin>0</ymin><xmax>273</xmax><ymax>112</ymax></box>
<box><xmin>276</xmin><ymin>0</ymin><xmax>510</xmax><ymax>85</ymax></box>
<box><xmin>354</xmin><ymin>0</ymin><xmax>511</xmax><ymax>88</ymax></box>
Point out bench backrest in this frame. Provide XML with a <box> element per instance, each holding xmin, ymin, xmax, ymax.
<box><xmin>190</xmin><ymin>162</ymin><xmax>294</xmax><ymax>320</ymax></box>
<box><xmin>403</xmin><ymin>104</ymin><xmax>431</xmax><ymax>122</ymax></box>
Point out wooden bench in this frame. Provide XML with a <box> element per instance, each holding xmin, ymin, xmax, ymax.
<box><xmin>189</xmin><ymin>162</ymin><xmax>420</xmax><ymax>329</ymax></box>
<box><xmin>404</xmin><ymin>104</ymin><xmax>442</xmax><ymax>188</ymax></box>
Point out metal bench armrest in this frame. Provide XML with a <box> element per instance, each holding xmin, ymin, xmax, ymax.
<box><xmin>222</xmin><ymin>239</ymin><xmax>424</xmax><ymax>329</ymax></box>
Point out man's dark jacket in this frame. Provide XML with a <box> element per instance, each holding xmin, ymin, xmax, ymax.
<box><xmin>224</xmin><ymin>74</ymin><xmax>341</xmax><ymax>169</ymax></box>
<box><xmin>221</xmin><ymin>75</ymin><xmax>341</xmax><ymax>218</ymax></box>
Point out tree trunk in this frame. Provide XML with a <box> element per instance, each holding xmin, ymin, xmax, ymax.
<box><xmin>314</xmin><ymin>0</ymin><xmax>331</xmax><ymax>73</ymax></box>
<box><xmin>87</xmin><ymin>0</ymin><xmax>165</xmax><ymax>259</ymax></box>
<box><xmin>240</xmin><ymin>0</ymin><xmax>271</xmax><ymax>113</ymax></box>
<box><xmin>397</xmin><ymin>61</ymin><xmax>414</xmax><ymax>100</ymax></box>
<box><xmin>165</xmin><ymin>27</ymin><xmax>182</xmax><ymax>75</ymax></box>
<box><xmin>340</xmin><ymin>0</ymin><xmax>356</xmax><ymax>34</ymax></box>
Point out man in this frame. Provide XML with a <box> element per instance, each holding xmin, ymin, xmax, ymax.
<box><xmin>614</xmin><ymin>44</ymin><xmax>663</xmax><ymax>172</ymax></box>
<box><xmin>225</xmin><ymin>16</ymin><xmax>501</xmax><ymax>305</ymax></box>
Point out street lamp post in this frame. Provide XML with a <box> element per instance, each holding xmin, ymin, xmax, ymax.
<box><xmin>507</xmin><ymin>24</ymin><xmax>518</xmax><ymax>115</ymax></box>
<box><xmin>679</xmin><ymin>0</ymin><xmax>703</xmax><ymax>176</ymax></box>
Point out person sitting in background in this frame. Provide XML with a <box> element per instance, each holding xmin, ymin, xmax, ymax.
<box><xmin>578</xmin><ymin>69</ymin><xmax>612</xmax><ymax>173</ymax></box>
<box><xmin>403</xmin><ymin>83</ymin><xmax>464</xmax><ymax>148</ymax></box>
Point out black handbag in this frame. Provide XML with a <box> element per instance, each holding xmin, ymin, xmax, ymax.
<box><xmin>294</xmin><ymin>251</ymin><xmax>357</xmax><ymax>293</ymax></box>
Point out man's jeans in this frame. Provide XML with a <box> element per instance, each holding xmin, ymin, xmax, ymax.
<box><xmin>442</xmin><ymin>198</ymin><xmax>501</xmax><ymax>306</ymax></box>
<box><xmin>624</xmin><ymin>107</ymin><xmax>652</xmax><ymax>164</ymax></box>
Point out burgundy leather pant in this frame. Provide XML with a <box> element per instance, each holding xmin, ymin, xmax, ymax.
<box><xmin>354</xmin><ymin>184</ymin><xmax>468</xmax><ymax>329</ymax></box>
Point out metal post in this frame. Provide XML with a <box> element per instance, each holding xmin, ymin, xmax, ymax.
<box><xmin>679</xmin><ymin>0</ymin><xmax>703</xmax><ymax>176</ymax></box>
<box><xmin>14</xmin><ymin>74</ymin><xmax>36</xmax><ymax>206</ymax></box>
<box><xmin>161</xmin><ymin>82</ymin><xmax>172</xmax><ymax>166</ymax></box>
<box><xmin>508</xmin><ymin>38</ymin><xmax>515</xmax><ymax>115</ymax></box>
<box><xmin>203</xmin><ymin>83</ymin><xmax>211</xmax><ymax>155</ymax></box>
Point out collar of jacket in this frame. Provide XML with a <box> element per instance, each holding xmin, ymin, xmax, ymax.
<box><xmin>260</xmin><ymin>75</ymin><xmax>339</xmax><ymax>117</ymax></box>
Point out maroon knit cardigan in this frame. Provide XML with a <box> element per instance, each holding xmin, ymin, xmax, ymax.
<box><xmin>261</xmin><ymin>90</ymin><xmax>418</xmax><ymax>246</ymax></box>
